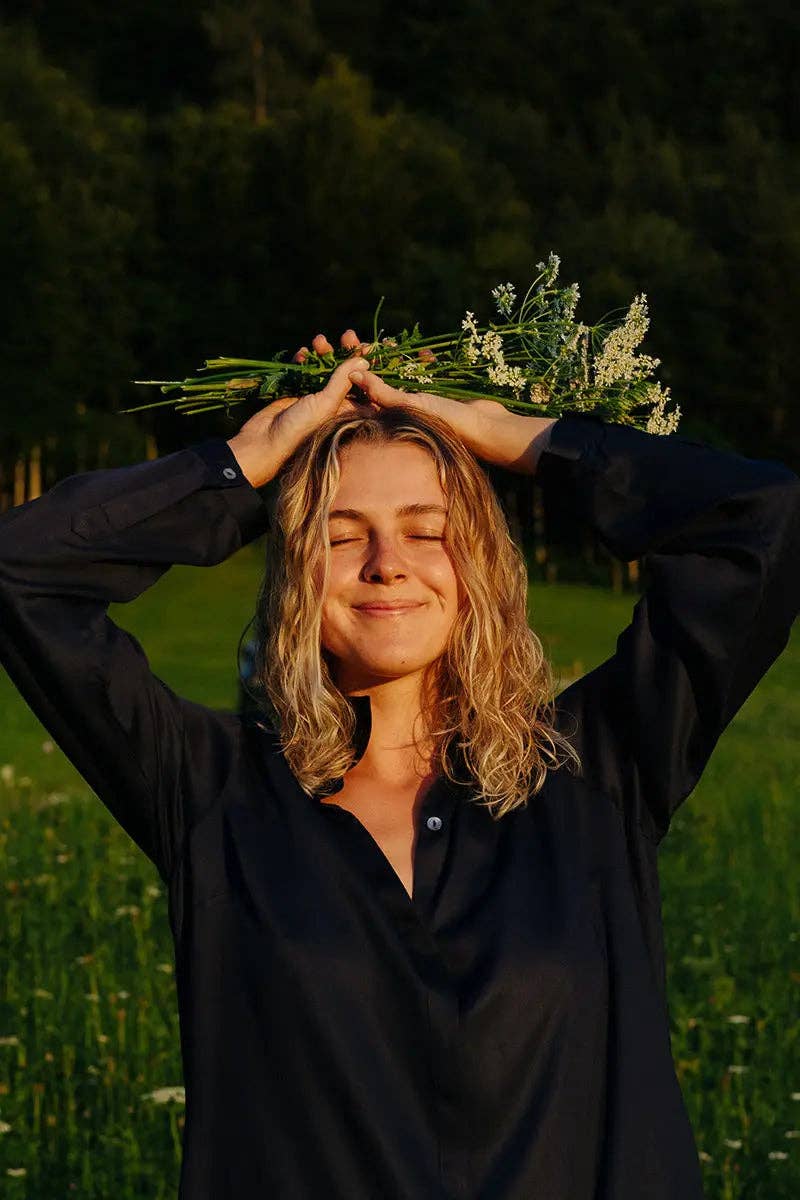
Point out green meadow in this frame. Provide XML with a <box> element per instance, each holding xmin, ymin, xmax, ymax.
<box><xmin>1</xmin><ymin>537</ymin><xmax>798</xmax><ymax>1198</ymax></box>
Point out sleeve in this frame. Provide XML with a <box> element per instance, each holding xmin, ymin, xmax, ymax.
<box><xmin>537</xmin><ymin>413</ymin><xmax>800</xmax><ymax>845</ymax></box>
<box><xmin>0</xmin><ymin>436</ymin><xmax>271</xmax><ymax>884</ymax></box>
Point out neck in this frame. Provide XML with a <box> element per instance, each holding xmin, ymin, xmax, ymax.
<box><xmin>342</xmin><ymin>672</ymin><xmax>436</xmax><ymax>783</ymax></box>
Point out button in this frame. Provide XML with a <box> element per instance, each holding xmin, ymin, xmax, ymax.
<box><xmin>426</xmin><ymin>816</ymin><xmax>442</xmax><ymax>831</ymax></box>
<box><xmin>222</xmin><ymin>466</ymin><xmax>237</xmax><ymax>480</ymax></box>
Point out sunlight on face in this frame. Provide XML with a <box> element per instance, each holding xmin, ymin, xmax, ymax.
<box><xmin>318</xmin><ymin>441</ymin><xmax>462</xmax><ymax>692</ymax></box>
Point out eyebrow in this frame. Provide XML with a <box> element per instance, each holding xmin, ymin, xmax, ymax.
<box><xmin>328</xmin><ymin>504</ymin><xmax>448</xmax><ymax>521</ymax></box>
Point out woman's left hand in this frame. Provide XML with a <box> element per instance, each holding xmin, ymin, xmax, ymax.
<box><xmin>295</xmin><ymin>329</ymin><xmax>556</xmax><ymax>476</ymax></box>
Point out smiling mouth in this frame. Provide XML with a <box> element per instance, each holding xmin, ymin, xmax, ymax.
<box><xmin>353</xmin><ymin>603</ymin><xmax>425</xmax><ymax>614</ymax></box>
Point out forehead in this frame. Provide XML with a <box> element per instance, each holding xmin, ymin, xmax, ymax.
<box><xmin>331</xmin><ymin>441</ymin><xmax>446</xmax><ymax>511</ymax></box>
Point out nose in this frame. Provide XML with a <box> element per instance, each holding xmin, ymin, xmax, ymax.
<box><xmin>361</xmin><ymin>533</ymin><xmax>408</xmax><ymax>584</ymax></box>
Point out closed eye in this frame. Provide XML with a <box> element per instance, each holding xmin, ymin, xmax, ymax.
<box><xmin>330</xmin><ymin>535</ymin><xmax>443</xmax><ymax>546</ymax></box>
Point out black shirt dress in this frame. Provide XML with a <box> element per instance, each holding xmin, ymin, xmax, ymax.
<box><xmin>0</xmin><ymin>413</ymin><xmax>798</xmax><ymax>1199</ymax></box>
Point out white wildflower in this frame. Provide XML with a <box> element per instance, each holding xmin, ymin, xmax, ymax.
<box><xmin>41</xmin><ymin>740</ymin><xmax>54</xmax><ymax>754</ymax></box>
<box><xmin>535</xmin><ymin>252</ymin><xmax>561</xmax><ymax>287</ymax></box>
<box><xmin>792</xmin><ymin>1092</ymin><xmax>800</xmax><ymax>1101</ymax></box>
<box><xmin>644</xmin><ymin>383</ymin><xmax>681</xmax><ymax>436</ymax></box>
<box><xmin>698</xmin><ymin>1150</ymin><xmax>713</xmax><ymax>1162</ymax></box>
<box><xmin>461</xmin><ymin>311</ymin><xmax>481</xmax><ymax>365</ymax></box>
<box><xmin>55</xmin><ymin>853</ymin><xmax>72</xmax><ymax>864</ymax></box>
<box><xmin>723</xmin><ymin>1138</ymin><xmax>742</xmax><ymax>1149</ymax></box>
<box><xmin>156</xmin><ymin>963</ymin><xmax>173</xmax><ymax>974</ymax></box>
<box><xmin>39</xmin><ymin>791</ymin><xmax>68</xmax><ymax>808</ymax></box>
<box><xmin>785</xmin><ymin>1130</ymin><xmax>800</xmax><ymax>1138</ymax></box>
<box><xmin>32</xmin><ymin>989</ymin><xmax>53</xmax><ymax>1000</ymax></box>
<box><xmin>145</xmin><ymin>885</ymin><xmax>162</xmax><ymax>899</ymax></box>
<box><xmin>142</xmin><ymin>1085</ymin><xmax>185</xmax><ymax>1105</ymax></box>
<box><xmin>727</xmin><ymin>1065</ymin><xmax>748</xmax><ymax>1074</ymax></box>
<box><xmin>114</xmin><ymin>905</ymin><xmax>140</xmax><ymax>919</ymax></box>
<box><xmin>0</xmin><ymin>765</ymin><xmax>14</xmax><ymax>786</ymax></box>
<box><xmin>0</xmin><ymin>1036</ymin><xmax>20</xmax><ymax>1046</ymax></box>
<box><xmin>6</xmin><ymin>1168</ymin><xmax>26</xmax><ymax>1177</ymax></box>
<box><xmin>768</xmin><ymin>1150</ymin><xmax>789</xmax><ymax>1160</ymax></box>
<box><xmin>397</xmin><ymin>362</ymin><xmax>433</xmax><ymax>386</ymax></box>
<box><xmin>593</xmin><ymin>295</ymin><xmax>660</xmax><ymax>387</ymax></box>
<box><xmin>558</xmin><ymin>281</ymin><xmax>581</xmax><ymax>323</ymax></box>
<box><xmin>491</xmin><ymin>282</ymin><xmax>517</xmax><ymax>318</ymax></box>
<box><xmin>84</xmin><ymin>993</ymin><xmax>100</xmax><ymax>1003</ymax></box>
<box><xmin>727</xmin><ymin>1014</ymin><xmax>751</xmax><ymax>1024</ymax></box>
<box><xmin>0</xmin><ymin>1121</ymin><xmax>11</xmax><ymax>1134</ymax></box>
<box><xmin>479</xmin><ymin>329</ymin><xmax>527</xmax><ymax>398</ymax></box>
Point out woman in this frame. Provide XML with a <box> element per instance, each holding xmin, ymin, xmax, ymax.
<box><xmin>0</xmin><ymin>330</ymin><xmax>798</xmax><ymax>1199</ymax></box>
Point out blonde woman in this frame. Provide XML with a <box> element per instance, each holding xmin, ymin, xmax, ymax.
<box><xmin>0</xmin><ymin>329</ymin><xmax>798</xmax><ymax>1199</ymax></box>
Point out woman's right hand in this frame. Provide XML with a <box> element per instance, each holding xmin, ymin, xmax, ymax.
<box><xmin>226</xmin><ymin>330</ymin><xmax>372</xmax><ymax>489</ymax></box>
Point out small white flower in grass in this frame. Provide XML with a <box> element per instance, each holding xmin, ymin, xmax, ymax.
<box><xmin>97</xmin><ymin>1034</ymin><xmax>109</xmax><ymax>1045</ymax></box>
<box><xmin>114</xmin><ymin>905</ymin><xmax>140</xmax><ymax>918</ymax></box>
<box><xmin>727</xmin><ymin>1014</ymin><xmax>750</xmax><ymax>1024</ymax></box>
<box><xmin>0</xmin><ymin>765</ymin><xmax>14</xmax><ymax>786</ymax></box>
<box><xmin>6</xmin><ymin>1168</ymin><xmax>26</xmax><ymax>1177</ymax></box>
<box><xmin>55</xmin><ymin>853</ymin><xmax>72</xmax><ymax>864</ymax></box>
<box><xmin>785</xmin><ymin>1130</ymin><xmax>800</xmax><ymax>1138</ymax></box>
<box><xmin>84</xmin><ymin>993</ymin><xmax>100</xmax><ymax>1003</ymax></box>
<box><xmin>142</xmin><ymin>1086</ymin><xmax>185</xmax><ymax>1105</ymax></box>
<box><xmin>145</xmin><ymin>885</ymin><xmax>161</xmax><ymax>899</ymax></box>
<box><xmin>768</xmin><ymin>1151</ymin><xmax>789</xmax><ymax>1160</ymax></box>
<box><xmin>698</xmin><ymin>1151</ymin><xmax>712</xmax><ymax>1162</ymax></box>
<box><xmin>41</xmin><ymin>740</ymin><xmax>54</xmax><ymax>754</ymax></box>
<box><xmin>723</xmin><ymin>1138</ymin><xmax>742</xmax><ymax>1149</ymax></box>
<box><xmin>727</xmin><ymin>1065</ymin><xmax>748</xmax><ymax>1074</ymax></box>
<box><xmin>791</xmin><ymin>1093</ymin><xmax>800</xmax><ymax>1101</ymax></box>
<box><xmin>0</xmin><ymin>1121</ymin><xmax>11</xmax><ymax>1134</ymax></box>
<box><xmin>32</xmin><ymin>989</ymin><xmax>53</xmax><ymax>1000</ymax></box>
<box><xmin>156</xmin><ymin>963</ymin><xmax>173</xmax><ymax>974</ymax></box>
<box><xmin>0</xmin><ymin>1036</ymin><xmax>20</xmax><ymax>1046</ymax></box>
<box><xmin>116</xmin><ymin>990</ymin><xmax>130</xmax><ymax>1001</ymax></box>
<box><xmin>491</xmin><ymin>282</ymin><xmax>517</xmax><ymax>318</ymax></box>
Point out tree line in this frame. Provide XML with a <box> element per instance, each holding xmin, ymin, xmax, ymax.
<box><xmin>1</xmin><ymin>2</ymin><xmax>797</xmax><ymax>562</ymax></box>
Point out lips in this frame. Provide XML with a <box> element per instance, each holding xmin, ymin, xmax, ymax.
<box><xmin>353</xmin><ymin>602</ymin><xmax>424</xmax><ymax>612</ymax></box>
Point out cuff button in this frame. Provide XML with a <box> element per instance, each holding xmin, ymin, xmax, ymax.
<box><xmin>222</xmin><ymin>466</ymin><xmax>237</xmax><ymax>480</ymax></box>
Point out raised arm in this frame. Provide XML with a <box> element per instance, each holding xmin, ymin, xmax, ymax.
<box><xmin>537</xmin><ymin>414</ymin><xmax>800</xmax><ymax>844</ymax></box>
<box><xmin>0</xmin><ymin>438</ymin><xmax>270</xmax><ymax>883</ymax></box>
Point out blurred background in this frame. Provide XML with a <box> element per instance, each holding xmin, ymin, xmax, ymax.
<box><xmin>0</xmin><ymin>5</ymin><xmax>799</xmax><ymax>1198</ymax></box>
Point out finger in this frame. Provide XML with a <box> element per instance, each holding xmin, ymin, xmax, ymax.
<box><xmin>268</xmin><ymin>394</ymin><xmax>303</xmax><ymax>414</ymax></box>
<box><xmin>340</xmin><ymin>328</ymin><xmax>361</xmax><ymax>352</ymax></box>
<box><xmin>312</xmin><ymin>333</ymin><xmax>334</xmax><ymax>356</ymax></box>
<box><xmin>322</xmin><ymin>356</ymin><xmax>371</xmax><ymax>400</ymax></box>
<box><xmin>346</xmin><ymin>368</ymin><xmax>407</xmax><ymax>406</ymax></box>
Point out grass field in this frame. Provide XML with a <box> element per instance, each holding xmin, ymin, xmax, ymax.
<box><xmin>1</xmin><ymin>536</ymin><xmax>798</xmax><ymax>1197</ymax></box>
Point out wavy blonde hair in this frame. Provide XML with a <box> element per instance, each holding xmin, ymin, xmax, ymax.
<box><xmin>250</xmin><ymin>404</ymin><xmax>580</xmax><ymax>819</ymax></box>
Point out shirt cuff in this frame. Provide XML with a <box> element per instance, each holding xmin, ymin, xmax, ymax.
<box><xmin>541</xmin><ymin>413</ymin><xmax>606</xmax><ymax>465</ymax></box>
<box><xmin>185</xmin><ymin>436</ymin><xmax>272</xmax><ymax>540</ymax></box>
